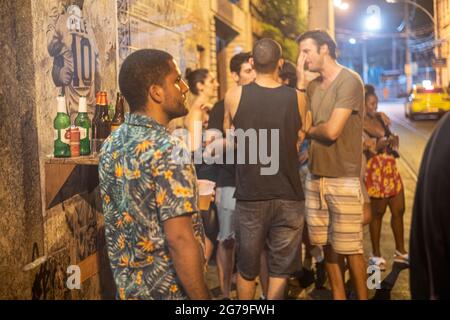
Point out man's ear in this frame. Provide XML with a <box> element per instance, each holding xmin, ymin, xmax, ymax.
<box><xmin>148</xmin><ymin>84</ymin><xmax>164</xmax><ymax>104</ymax></box>
<box><xmin>231</xmin><ymin>71</ymin><xmax>240</xmax><ymax>83</ymax></box>
<box><xmin>320</xmin><ymin>44</ymin><xmax>328</xmax><ymax>55</ymax></box>
<box><xmin>249</xmin><ymin>57</ymin><xmax>255</xmax><ymax>68</ymax></box>
<box><xmin>278</xmin><ymin>58</ymin><xmax>285</xmax><ymax>69</ymax></box>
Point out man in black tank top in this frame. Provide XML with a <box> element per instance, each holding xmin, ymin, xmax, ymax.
<box><xmin>224</xmin><ymin>38</ymin><xmax>307</xmax><ymax>300</ymax></box>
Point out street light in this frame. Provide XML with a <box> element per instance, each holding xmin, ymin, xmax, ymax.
<box><xmin>365</xmin><ymin>15</ymin><xmax>381</xmax><ymax>30</ymax></box>
<box><xmin>365</xmin><ymin>5</ymin><xmax>381</xmax><ymax>31</ymax></box>
<box><xmin>334</xmin><ymin>0</ymin><xmax>349</xmax><ymax>11</ymax></box>
<box><xmin>340</xmin><ymin>3</ymin><xmax>349</xmax><ymax>10</ymax></box>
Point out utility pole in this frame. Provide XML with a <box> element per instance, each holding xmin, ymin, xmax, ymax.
<box><xmin>392</xmin><ymin>36</ymin><xmax>397</xmax><ymax>70</ymax></box>
<box><xmin>404</xmin><ymin>2</ymin><xmax>413</xmax><ymax>93</ymax></box>
<box><xmin>362</xmin><ymin>39</ymin><xmax>368</xmax><ymax>83</ymax></box>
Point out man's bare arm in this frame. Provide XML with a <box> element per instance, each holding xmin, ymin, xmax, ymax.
<box><xmin>164</xmin><ymin>215</ymin><xmax>211</xmax><ymax>300</ymax></box>
<box><xmin>296</xmin><ymin>92</ymin><xmax>312</xmax><ymax>145</ymax></box>
<box><xmin>223</xmin><ymin>86</ymin><xmax>242</xmax><ymax>132</ymax></box>
<box><xmin>308</xmin><ymin>108</ymin><xmax>353</xmax><ymax>143</ymax></box>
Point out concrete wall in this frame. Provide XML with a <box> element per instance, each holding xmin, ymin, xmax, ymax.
<box><xmin>308</xmin><ymin>0</ymin><xmax>335</xmax><ymax>38</ymax></box>
<box><xmin>435</xmin><ymin>0</ymin><xmax>450</xmax><ymax>87</ymax></box>
<box><xmin>0</xmin><ymin>0</ymin><xmax>44</xmax><ymax>299</ymax></box>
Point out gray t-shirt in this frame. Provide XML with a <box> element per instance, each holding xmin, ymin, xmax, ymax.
<box><xmin>307</xmin><ymin>67</ymin><xmax>364</xmax><ymax>178</ymax></box>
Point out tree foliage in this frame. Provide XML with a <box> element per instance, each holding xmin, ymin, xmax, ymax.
<box><xmin>253</xmin><ymin>0</ymin><xmax>307</xmax><ymax>62</ymax></box>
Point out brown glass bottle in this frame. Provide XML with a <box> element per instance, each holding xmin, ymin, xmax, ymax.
<box><xmin>111</xmin><ymin>92</ymin><xmax>125</xmax><ymax>132</ymax></box>
<box><xmin>92</xmin><ymin>91</ymin><xmax>111</xmax><ymax>153</ymax></box>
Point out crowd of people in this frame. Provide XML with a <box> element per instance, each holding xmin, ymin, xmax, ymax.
<box><xmin>97</xmin><ymin>29</ymin><xmax>449</xmax><ymax>300</ymax></box>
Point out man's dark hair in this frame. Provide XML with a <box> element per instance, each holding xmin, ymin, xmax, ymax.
<box><xmin>252</xmin><ymin>38</ymin><xmax>282</xmax><ymax>73</ymax></box>
<box><xmin>279</xmin><ymin>61</ymin><xmax>297</xmax><ymax>88</ymax></box>
<box><xmin>296</xmin><ymin>30</ymin><xmax>338</xmax><ymax>60</ymax></box>
<box><xmin>119</xmin><ymin>49</ymin><xmax>173</xmax><ymax>113</ymax></box>
<box><xmin>230</xmin><ymin>52</ymin><xmax>252</xmax><ymax>74</ymax></box>
<box><xmin>185</xmin><ymin>68</ymin><xmax>209</xmax><ymax>95</ymax></box>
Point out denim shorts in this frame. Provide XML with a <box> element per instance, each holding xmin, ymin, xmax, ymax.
<box><xmin>235</xmin><ymin>199</ymin><xmax>305</xmax><ymax>280</ymax></box>
<box><xmin>215</xmin><ymin>187</ymin><xmax>236</xmax><ymax>241</ymax></box>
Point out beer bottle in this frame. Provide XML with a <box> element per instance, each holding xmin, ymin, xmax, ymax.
<box><xmin>74</xmin><ymin>96</ymin><xmax>91</xmax><ymax>155</ymax></box>
<box><xmin>111</xmin><ymin>92</ymin><xmax>125</xmax><ymax>132</ymax></box>
<box><xmin>91</xmin><ymin>92</ymin><xmax>101</xmax><ymax>142</ymax></box>
<box><xmin>92</xmin><ymin>91</ymin><xmax>111</xmax><ymax>153</ymax></box>
<box><xmin>53</xmin><ymin>95</ymin><xmax>71</xmax><ymax>158</ymax></box>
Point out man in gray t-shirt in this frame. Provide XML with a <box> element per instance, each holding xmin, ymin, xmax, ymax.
<box><xmin>307</xmin><ymin>68</ymin><xmax>364</xmax><ymax>177</ymax></box>
<box><xmin>296</xmin><ymin>30</ymin><xmax>367</xmax><ymax>300</ymax></box>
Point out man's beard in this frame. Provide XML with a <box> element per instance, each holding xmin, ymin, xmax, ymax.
<box><xmin>167</xmin><ymin>102</ymin><xmax>188</xmax><ymax>120</ymax></box>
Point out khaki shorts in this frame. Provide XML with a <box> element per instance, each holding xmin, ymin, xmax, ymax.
<box><xmin>305</xmin><ymin>174</ymin><xmax>364</xmax><ymax>255</ymax></box>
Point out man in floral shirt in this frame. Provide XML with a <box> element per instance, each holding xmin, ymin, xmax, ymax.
<box><xmin>99</xmin><ymin>49</ymin><xmax>211</xmax><ymax>300</ymax></box>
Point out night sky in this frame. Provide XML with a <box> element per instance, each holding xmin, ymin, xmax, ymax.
<box><xmin>335</xmin><ymin>0</ymin><xmax>434</xmax><ymax>33</ymax></box>
<box><xmin>334</xmin><ymin>0</ymin><xmax>436</xmax><ymax>89</ymax></box>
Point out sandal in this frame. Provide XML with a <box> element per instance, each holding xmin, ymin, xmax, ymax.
<box><xmin>394</xmin><ymin>250</ymin><xmax>409</xmax><ymax>265</ymax></box>
<box><xmin>369</xmin><ymin>256</ymin><xmax>387</xmax><ymax>272</ymax></box>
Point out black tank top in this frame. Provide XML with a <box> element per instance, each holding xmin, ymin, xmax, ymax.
<box><xmin>232</xmin><ymin>82</ymin><xmax>304</xmax><ymax>201</ymax></box>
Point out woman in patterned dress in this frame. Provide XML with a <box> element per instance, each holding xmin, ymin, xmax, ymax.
<box><xmin>363</xmin><ymin>89</ymin><xmax>408</xmax><ymax>272</ymax></box>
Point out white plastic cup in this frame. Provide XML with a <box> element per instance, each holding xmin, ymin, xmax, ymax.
<box><xmin>198</xmin><ymin>179</ymin><xmax>215</xmax><ymax>211</ymax></box>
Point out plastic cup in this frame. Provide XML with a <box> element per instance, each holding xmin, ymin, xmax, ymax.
<box><xmin>198</xmin><ymin>179</ymin><xmax>215</xmax><ymax>211</ymax></box>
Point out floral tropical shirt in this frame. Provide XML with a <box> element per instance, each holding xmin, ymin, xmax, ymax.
<box><xmin>99</xmin><ymin>113</ymin><xmax>205</xmax><ymax>300</ymax></box>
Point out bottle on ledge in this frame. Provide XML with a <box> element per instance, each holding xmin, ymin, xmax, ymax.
<box><xmin>53</xmin><ymin>95</ymin><xmax>71</xmax><ymax>158</ymax></box>
<box><xmin>111</xmin><ymin>92</ymin><xmax>125</xmax><ymax>132</ymax></box>
<box><xmin>92</xmin><ymin>91</ymin><xmax>111</xmax><ymax>154</ymax></box>
<box><xmin>74</xmin><ymin>96</ymin><xmax>91</xmax><ymax>155</ymax></box>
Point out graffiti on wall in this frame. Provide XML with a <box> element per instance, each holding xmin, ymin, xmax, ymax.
<box><xmin>117</xmin><ymin>0</ymin><xmax>198</xmax><ymax>72</ymax></box>
<box><xmin>65</xmin><ymin>197</ymin><xmax>98</xmax><ymax>262</ymax></box>
<box><xmin>47</xmin><ymin>0</ymin><xmax>100</xmax><ymax>116</ymax></box>
<box><xmin>31</xmin><ymin>243</ymin><xmax>71</xmax><ymax>300</ymax></box>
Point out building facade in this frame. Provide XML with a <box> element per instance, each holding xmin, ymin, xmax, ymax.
<box><xmin>435</xmin><ymin>0</ymin><xmax>450</xmax><ymax>87</ymax></box>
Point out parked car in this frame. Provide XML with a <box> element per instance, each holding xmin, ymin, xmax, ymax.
<box><xmin>405</xmin><ymin>86</ymin><xmax>450</xmax><ymax>120</ymax></box>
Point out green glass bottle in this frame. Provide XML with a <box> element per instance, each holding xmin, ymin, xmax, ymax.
<box><xmin>53</xmin><ymin>95</ymin><xmax>71</xmax><ymax>158</ymax></box>
<box><xmin>75</xmin><ymin>96</ymin><xmax>91</xmax><ymax>155</ymax></box>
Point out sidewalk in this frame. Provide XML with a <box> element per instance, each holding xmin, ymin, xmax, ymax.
<box><xmin>205</xmin><ymin>158</ymin><xmax>415</xmax><ymax>300</ymax></box>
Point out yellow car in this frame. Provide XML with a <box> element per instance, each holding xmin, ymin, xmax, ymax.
<box><xmin>405</xmin><ymin>86</ymin><xmax>450</xmax><ymax>120</ymax></box>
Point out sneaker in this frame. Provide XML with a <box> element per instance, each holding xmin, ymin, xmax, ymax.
<box><xmin>369</xmin><ymin>256</ymin><xmax>387</xmax><ymax>272</ymax></box>
<box><xmin>298</xmin><ymin>268</ymin><xmax>315</xmax><ymax>288</ymax></box>
<box><xmin>371</xmin><ymin>288</ymin><xmax>392</xmax><ymax>300</ymax></box>
<box><xmin>315</xmin><ymin>260</ymin><xmax>327</xmax><ymax>289</ymax></box>
<box><xmin>393</xmin><ymin>250</ymin><xmax>409</xmax><ymax>265</ymax></box>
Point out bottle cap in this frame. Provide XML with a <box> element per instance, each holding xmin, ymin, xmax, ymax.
<box><xmin>57</xmin><ymin>95</ymin><xmax>67</xmax><ymax>113</ymax></box>
<box><xmin>78</xmin><ymin>96</ymin><xmax>87</xmax><ymax>113</ymax></box>
<box><xmin>99</xmin><ymin>91</ymin><xmax>108</xmax><ymax>106</ymax></box>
